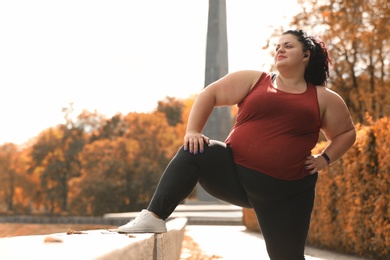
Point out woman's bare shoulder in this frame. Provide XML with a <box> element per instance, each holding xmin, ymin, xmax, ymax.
<box><xmin>228</xmin><ymin>70</ymin><xmax>264</xmax><ymax>88</ymax></box>
<box><xmin>316</xmin><ymin>86</ymin><xmax>344</xmax><ymax>102</ymax></box>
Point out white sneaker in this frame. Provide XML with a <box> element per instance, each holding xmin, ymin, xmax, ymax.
<box><xmin>117</xmin><ymin>209</ymin><xmax>167</xmax><ymax>233</ymax></box>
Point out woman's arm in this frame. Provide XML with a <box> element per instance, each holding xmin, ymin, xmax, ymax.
<box><xmin>305</xmin><ymin>87</ymin><xmax>356</xmax><ymax>174</ymax></box>
<box><xmin>184</xmin><ymin>70</ymin><xmax>262</xmax><ymax>154</ymax></box>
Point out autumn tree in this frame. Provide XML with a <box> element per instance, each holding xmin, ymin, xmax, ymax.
<box><xmin>28</xmin><ymin>104</ymin><xmax>85</xmax><ymax>214</ymax></box>
<box><xmin>3</xmin><ymin>96</ymin><xmax>193</xmax><ymax>216</ymax></box>
<box><xmin>76</xmin><ymin>109</ymin><xmax>106</xmax><ymax>138</ymax></box>
<box><xmin>157</xmin><ymin>95</ymin><xmax>193</xmax><ymax>149</ymax></box>
<box><xmin>290</xmin><ymin>0</ymin><xmax>390</xmax><ymax>123</ymax></box>
<box><xmin>73</xmin><ymin>111</ymin><xmax>180</xmax><ymax>215</ymax></box>
<box><xmin>0</xmin><ymin>143</ymin><xmax>18</xmax><ymax>212</ymax></box>
<box><xmin>157</xmin><ymin>96</ymin><xmax>185</xmax><ymax>126</ymax></box>
<box><xmin>73</xmin><ymin>137</ymin><xmax>140</xmax><ymax>215</ymax></box>
<box><xmin>72</xmin><ymin>112</ymin><xmax>137</xmax><ymax>215</ymax></box>
<box><xmin>0</xmin><ymin>143</ymin><xmax>37</xmax><ymax>214</ymax></box>
<box><xmin>88</xmin><ymin>113</ymin><xmax>128</xmax><ymax>142</ymax></box>
<box><xmin>119</xmin><ymin>112</ymin><xmax>180</xmax><ymax>211</ymax></box>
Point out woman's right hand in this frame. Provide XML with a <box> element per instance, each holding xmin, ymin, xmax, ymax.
<box><xmin>183</xmin><ymin>131</ymin><xmax>210</xmax><ymax>155</ymax></box>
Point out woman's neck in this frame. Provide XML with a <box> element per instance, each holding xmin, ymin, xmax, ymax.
<box><xmin>273</xmin><ymin>74</ymin><xmax>307</xmax><ymax>94</ymax></box>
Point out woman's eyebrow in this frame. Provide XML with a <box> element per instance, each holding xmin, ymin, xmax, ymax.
<box><xmin>275</xmin><ymin>41</ymin><xmax>293</xmax><ymax>47</ymax></box>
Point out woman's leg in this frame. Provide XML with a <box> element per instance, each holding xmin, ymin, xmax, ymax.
<box><xmin>148</xmin><ymin>140</ymin><xmax>251</xmax><ymax>219</ymax></box>
<box><xmin>236</xmin><ymin>165</ymin><xmax>318</xmax><ymax>260</ymax></box>
<box><xmin>258</xmin><ymin>186</ymin><xmax>316</xmax><ymax>260</ymax></box>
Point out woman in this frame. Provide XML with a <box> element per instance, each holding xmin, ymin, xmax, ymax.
<box><xmin>117</xmin><ymin>30</ymin><xmax>356</xmax><ymax>259</ymax></box>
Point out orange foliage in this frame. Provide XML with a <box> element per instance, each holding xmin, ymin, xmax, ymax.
<box><xmin>308</xmin><ymin>117</ymin><xmax>390</xmax><ymax>259</ymax></box>
<box><xmin>0</xmin><ymin>144</ymin><xmax>37</xmax><ymax>214</ymax></box>
<box><xmin>290</xmin><ymin>0</ymin><xmax>390</xmax><ymax>124</ymax></box>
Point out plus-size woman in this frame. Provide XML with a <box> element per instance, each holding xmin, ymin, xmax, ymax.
<box><xmin>117</xmin><ymin>30</ymin><xmax>356</xmax><ymax>260</ymax></box>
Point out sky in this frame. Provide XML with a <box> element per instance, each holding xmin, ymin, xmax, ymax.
<box><xmin>0</xmin><ymin>0</ymin><xmax>301</xmax><ymax>145</ymax></box>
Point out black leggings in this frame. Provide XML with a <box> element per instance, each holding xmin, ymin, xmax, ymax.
<box><xmin>148</xmin><ymin>140</ymin><xmax>318</xmax><ymax>260</ymax></box>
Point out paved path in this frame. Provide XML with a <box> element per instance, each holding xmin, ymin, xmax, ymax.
<box><xmin>185</xmin><ymin>225</ymin><xmax>369</xmax><ymax>260</ymax></box>
<box><xmin>106</xmin><ymin>204</ymin><xmax>371</xmax><ymax>259</ymax></box>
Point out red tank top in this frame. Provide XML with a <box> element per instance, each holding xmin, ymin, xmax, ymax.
<box><xmin>225</xmin><ymin>72</ymin><xmax>321</xmax><ymax>180</ymax></box>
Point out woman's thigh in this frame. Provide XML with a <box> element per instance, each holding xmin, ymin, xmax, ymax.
<box><xmin>194</xmin><ymin>140</ymin><xmax>251</xmax><ymax>208</ymax></box>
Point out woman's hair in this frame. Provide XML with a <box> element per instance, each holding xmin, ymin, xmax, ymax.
<box><xmin>282</xmin><ymin>30</ymin><xmax>332</xmax><ymax>86</ymax></box>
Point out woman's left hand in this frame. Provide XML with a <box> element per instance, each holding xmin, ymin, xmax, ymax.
<box><xmin>305</xmin><ymin>154</ymin><xmax>328</xmax><ymax>174</ymax></box>
<box><xmin>183</xmin><ymin>131</ymin><xmax>210</xmax><ymax>155</ymax></box>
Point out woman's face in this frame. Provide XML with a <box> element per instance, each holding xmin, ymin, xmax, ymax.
<box><xmin>274</xmin><ymin>34</ymin><xmax>307</xmax><ymax>70</ymax></box>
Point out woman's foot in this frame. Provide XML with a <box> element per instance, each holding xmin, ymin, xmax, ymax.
<box><xmin>117</xmin><ymin>209</ymin><xmax>167</xmax><ymax>233</ymax></box>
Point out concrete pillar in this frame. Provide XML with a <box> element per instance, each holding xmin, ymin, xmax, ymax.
<box><xmin>197</xmin><ymin>0</ymin><xmax>232</xmax><ymax>202</ymax></box>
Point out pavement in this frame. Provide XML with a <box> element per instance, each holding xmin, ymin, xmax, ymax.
<box><xmin>105</xmin><ymin>203</ymin><xmax>370</xmax><ymax>260</ymax></box>
<box><xmin>185</xmin><ymin>225</ymin><xmax>369</xmax><ymax>260</ymax></box>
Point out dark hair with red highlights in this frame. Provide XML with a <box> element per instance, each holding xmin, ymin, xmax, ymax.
<box><xmin>282</xmin><ymin>30</ymin><xmax>332</xmax><ymax>86</ymax></box>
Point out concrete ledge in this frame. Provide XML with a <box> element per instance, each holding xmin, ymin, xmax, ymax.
<box><xmin>1</xmin><ymin>204</ymin><xmax>244</xmax><ymax>226</ymax></box>
<box><xmin>104</xmin><ymin>204</ymin><xmax>243</xmax><ymax>226</ymax></box>
<box><xmin>156</xmin><ymin>218</ymin><xmax>187</xmax><ymax>260</ymax></box>
<box><xmin>0</xmin><ymin>218</ymin><xmax>187</xmax><ymax>260</ymax></box>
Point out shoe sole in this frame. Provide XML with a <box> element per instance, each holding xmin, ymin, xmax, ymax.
<box><xmin>117</xmin><ymin>228</ymin><xmax>167</xmax><ymax>234</ymax></box>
